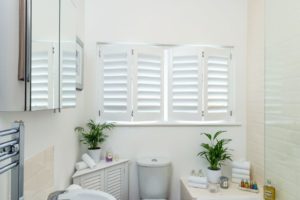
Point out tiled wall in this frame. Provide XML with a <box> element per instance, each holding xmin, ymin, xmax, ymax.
<box><xmin>24</xmin><ymin>146</ymin><xmax>54</xmax><ymax>200</ymax></box>
<box><xmin>247</xmin><ymin>0</ymin><xmax>265</xmax><ymax>185</ymax></box>
<box><xmin>265</xmin><ymin>0</ymin><xmax>300</xmax><ymax>199</ymax></box>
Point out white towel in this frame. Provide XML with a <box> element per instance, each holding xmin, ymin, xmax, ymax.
<box><xmin>232</xmin><ymin>168</ymin><xmax>250</xmax><ymax>175</ymax></box>
<box><xmin>232</xmin><ymin>173</ymin><xmax>250</xmax><ymax>180</ymax></box>
<box><xmin>75</xmin><ymin>161</ymin><xmax>88</xmax><ymax>171</ymax></box>
<box><xmin>66</xmin><ymin>184</ymin><xmax>82</xmax><ymax>192</ymax></box>
<box><xmin>188</xmin><ymin>176</ymin><xmax>208</xmax><ymax>184</ymax></box>
<box><xmin>232</xmin><ymin>161</ymin><xmax>251</xmax><ymax>170</ymax></box>
<box><xmin>188</xmin><ymin>182</ymin><xmax>208</xmax><ymax>189</ymax></box>
<box><xmin>232</xmin><ymin>178</ymin><xmax>242</xmax><ymax>184</ymax></box>
<box><xmin>82</xmin><ymin>154</ymin><xmax>96</xmax><ymax>169</ymax></box>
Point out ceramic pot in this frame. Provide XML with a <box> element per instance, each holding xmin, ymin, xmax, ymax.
<box><xmin>207</xmin><ymin>168</ymin><xmax>222</xmax><ymax>184</ymax></box>
<box><xmin>88</xmin><ymin>148</ymin><xmax>102</xmax><ymax>163</ymax></box>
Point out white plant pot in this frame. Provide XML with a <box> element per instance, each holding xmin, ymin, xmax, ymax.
<box><xmin>207</xmin><ymin>168</ymin><xmax>222</xmax><ymax>184</ymax></box>
<box><xmin>88</xmin><ymin>148</ymin><xmax>102</xmax><ymax>163</ymax></box>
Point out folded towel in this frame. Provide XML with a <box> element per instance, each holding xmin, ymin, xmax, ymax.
<box><xmin>75</xmin><ymin>161</ymin><xmax>88</xmax><ymax>171</ymax></box>
<box><xmin>66</xmin><ymin>184</ymin><xmax>82</xmax><ymax>192</ymax></box>
<box><xmin>188</xmin><ymin>176</ymin><xmax>208</xmax><ymax>184</ymax></box>
<box><xmin>232</xmin><ymin>168</ymin><xmax>250</xmax><ymax>176</ymax></box>
<box><xmin>188</xmin><ymin>182</ymin><xmax>208</xmax><ymax>189</ymax></box>
<box><xmin>232</xmin><ymin>178</ymin><xmax>242</xmax><ymax>184</ymax></box>
<box><xmin>82</xmin><ymin>154</ymin><xmax>96</xmax><ymax>169</ymax></box>
<box><xmin>232</xmin><ymin>173</ymin><xmax>250</xmax><ymax>180</ymax></box>
<box><xmin>232</xmin><ymin>161</ymin><xmax>251</xmax><ymax>170</ymax></box>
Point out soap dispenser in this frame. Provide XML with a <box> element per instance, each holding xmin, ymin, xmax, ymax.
<box><xmin>264</xmin><ymin>179</ymin><xmax>276</xmax><ymax>200</ymax></box>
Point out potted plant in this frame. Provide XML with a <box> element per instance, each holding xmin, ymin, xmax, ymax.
<box><xmin>197</xmin><ymin>131</ymin><xmax>232</xmax><ymax>184</ymax></box>
<box><xmin>75</xmin><ymin>120</ymin><xmax>115</xmax><ymax>163</ymax></box>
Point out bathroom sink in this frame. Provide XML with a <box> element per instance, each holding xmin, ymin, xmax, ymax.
<box><xmin>57</xmin><ymin>189</ymin><xmax>116</xmax><ymax>200</ymax></box>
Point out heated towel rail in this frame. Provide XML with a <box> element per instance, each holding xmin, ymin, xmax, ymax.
<box><xmin>0</xmin><ymin>121</ymin><xmax>24</xmax><ymax>200</ymax></box>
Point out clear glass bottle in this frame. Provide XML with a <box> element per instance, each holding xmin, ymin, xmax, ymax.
<box><xmin>264</xmin><ymin>180</ymin><xmax>276</xmax><ymax>200</ymax></box>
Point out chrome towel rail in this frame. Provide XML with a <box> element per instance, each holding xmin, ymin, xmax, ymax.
<box><xmin>0</xmin><ymin>128</ymin><xmax>19</xmax><ymax>137</ymax></box>
<box><xmin>0</xmin><ymin>121</ymin><xmax>24</xmax><ymax>200</ymax></box>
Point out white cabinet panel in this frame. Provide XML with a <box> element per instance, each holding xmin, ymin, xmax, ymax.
<box><xmin>73</xmin><ymin>160</ymin><xmax>129</xmax><ymax>200</ymax></box>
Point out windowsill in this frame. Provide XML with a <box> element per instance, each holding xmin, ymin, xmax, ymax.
<box><xmin>110</xmin><ymin>121</ymin><xmax>242</xmax><ymax>127</ymax></box>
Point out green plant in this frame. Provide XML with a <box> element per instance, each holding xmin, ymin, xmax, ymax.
<box><xmin>75</xmin><ymin>119</ymin><xmax>115</xmax><ymax>150</ymax></box>
<box><xmin>197</xmin><ymin>131</ymin><xmax>232</xmax><ymax>170</ymax></box>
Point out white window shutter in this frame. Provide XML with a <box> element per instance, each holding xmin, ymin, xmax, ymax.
<box><xmin>61</xmin><ymin>42</ymin><xmax>77</xmax><ymax>108</ymax></box>
<box><xmin>203</xmin><ymin>47</ymin><xmax>232</xmax><ymax>121</ymax></box>
<box><xmin>132</xmin><ymin>47</ymin><xmax>164</xmax><ymax>121</ymax></box>
<box><xmin>99</xmin><ymin>46</ymin><xmax>132</xmax><ymax>121</ymax></box>
<box><xmin>31</xmin><ymin>42</ymin><xmax>53</xmax><ymax>110</ymax></box>
<box><xmin>168</xmin><ymin>47</ymin><xmax>203</xmax><ymax>121</ymax></box>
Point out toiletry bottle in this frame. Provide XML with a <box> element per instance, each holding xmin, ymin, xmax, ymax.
<box><xmin>264</xmin><ymin>180</ymin><xmax>276</xmax><ymax>200</ymax></box>
<box><xmin>245</xmin><ymin>180</ymin><xmax>249</xmax><ymax>188</ymax></box>
<box><xmin>241</xmin><ymin>179</ymin><xmax>245</xmax><ymax>187</ymax></box>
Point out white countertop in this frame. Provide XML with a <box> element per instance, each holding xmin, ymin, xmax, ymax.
<box><xmin>181</xmin><ymin>178</ymin><xmax>263</xmax><ymax>200</ymax></box>
<box><xmin>72</xmin><ymin>159</ymin><xmax>129</xmax><ymax>178</ymax></box>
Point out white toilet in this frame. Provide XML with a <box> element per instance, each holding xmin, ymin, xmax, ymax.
<box><xmin>137</xmin><ymin>157</ymin><xmax>171</xmax><ymax>200</ymax></box>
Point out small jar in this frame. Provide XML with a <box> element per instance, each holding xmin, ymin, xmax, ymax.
<box><xmin>209</xmin><ymin>183</ymin><xmax>220</xmax><ymax>193</ymax></box>
<box><xmin>220</xmin><ymin>176</ymin><xmax>229</xmax><ymax>189</ymax></box>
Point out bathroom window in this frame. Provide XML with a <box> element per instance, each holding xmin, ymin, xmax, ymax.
<box><xmin>98</xmin><ymin>44</ymin><xmax>234</xmax><ymax>124</ymax></box>
<box><xmin>98</xmin><ymin>45</ymin><xmax>164</xmax><ymax>122</ymax></box>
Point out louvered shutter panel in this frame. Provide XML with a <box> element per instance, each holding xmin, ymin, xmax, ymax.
<box><xmin>99</xmin><ymin>46</ymin><xmax>132</xmax><ymax>121</ymax></box>
<box><xmin>61</xmin><ymin>42</ymin><xmax>77</xmax><ymax>108</ymax></box>
<box><xmin>168</xmin><ymin>47</ymin><xmax>203</xmax><ymax>121</ymax></box>
<box><xmin>31</xmin><ymin>42</ymin><xmax>53</xmax><ymax>110</ymax></box>
<box><xmin>203</xmin><ymin>48</ymin><xmax>232</xmax><ymax>121</ymax></box>
<box><xmin>132</xmin><ymin>47</ymin><xmax>164</xmax><ymax>121</ymax></box>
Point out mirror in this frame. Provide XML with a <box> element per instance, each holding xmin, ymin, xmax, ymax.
<box><xmin>0</xmin><ymin>0</ymin><xmax>77</xmax><ymax>111</ymax></box>
<box><xmin>60</xmin><ymin>0</ymin><xmax>77</xmax><ymax>109</ymax></box>
<box><xmin>0</xmin><ymin>0</ymin><xmax>26</xmax><ymax>111</ymax></box>
<box><xmin>31</xmin><ymin>0</ymin><xmax>60</xmax><ymax>111</ymax></box>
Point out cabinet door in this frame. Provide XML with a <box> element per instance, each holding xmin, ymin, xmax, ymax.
<box><xmin>104</xmin><ymin>163</ymin><xmax>129</xmax><ymax>200</ymax></box>
<box><xmin>78</xmin><ymin>171</ymin><xmax>105</xmax><ymax>191</ymax></box>
<box><xmin>31</xmin><ymin>0</ymin><xmax>60</xmax><ymax>111</ymax></box>
<box><xmin>60</xmin><ymin>0</ymin><xmax>77</xmax><ymax>108</ymax></box>
<box><xmin>0</xmin><ymin>0</ymin><xmax>27</xmax><ymax>111</ymax></box>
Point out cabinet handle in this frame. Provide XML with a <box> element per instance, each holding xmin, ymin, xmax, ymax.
<box><xmin>18</xmin><ymin>0</ymin><xmax>27</xmax><ymax>81</ymax></box>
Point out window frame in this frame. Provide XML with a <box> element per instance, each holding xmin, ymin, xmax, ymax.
<box><xmin>97</xmin><ymin>43</ymin><xmax>236</xmax><ymax>125</ymax></box>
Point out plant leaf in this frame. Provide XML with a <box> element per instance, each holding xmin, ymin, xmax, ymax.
<box><xmin>213</xmin><ymin>130</ymin><xmax>226</xmax><ymax>140</ymax></box>
<box><xmin>201</xmin><ymin>133</ymin><xmax>212</xmax><ymax>141</ymax></box>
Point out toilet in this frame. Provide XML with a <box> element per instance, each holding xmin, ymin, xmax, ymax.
<box><xmin>137</xmin><ymin>157</ymin><xmax>171</xmax><ymax>200</ymax></box>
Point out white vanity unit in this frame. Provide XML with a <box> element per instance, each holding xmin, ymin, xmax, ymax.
<box><xmin>72</xmin><ymin>159</ymin><xmax>129</xmax><ymax>200</ymax></box>
<box><xmin>180</xmin><ymin>178</ymin><xmax>263</xmax><ymax>200</ymax></box>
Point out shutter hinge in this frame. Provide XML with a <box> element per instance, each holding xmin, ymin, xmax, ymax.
<box><xmin>230</xmin><ymin>111</ymin><xmax>233</xmax><ymax>116</ymax></box>
<box><xmin>131</xmin><ymin>49</ymin><xmax>134</xmax><ymax>55</ymax></box>
<box><xmin>230</xmin><ymin>53</ymin><xmax>233</xmax><ymax>60</ymax></box>
<box><xmin>202</xmin><ymin>51</ymin><xmax>205</xmax><ymax>58</ymax></box>
<box><xmin>201</xmin><ymin>111</ymin><xmax>205</xmax><ymax>117</ymax></box>
<box><xmin>52</xmin><ymin>47</ymin><xmax>55</xmax><ymax>54</ymax></box>
<box><xmin>131</xmin><ymin>110</ymin><xmax>134</xmax><ymax>117</ymax></box>
<box><xmin>98</xmin><ymin>50</ymin><xmax>101</xmax><ymax>58</ymax></box>
<box><xmin>98</xmin><ymin>110</ymin><xmax>101</xmax><ymax>117</ymax></box>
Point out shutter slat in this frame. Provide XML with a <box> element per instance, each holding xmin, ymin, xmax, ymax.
<box><xmin>204</xmin><ymin>48</ymin><xmax>232</xmax><ymax>121</ymax></box>
<box><xmin>31</xmin><ymin>46</ymin><xmax>50</xmax><ymax>110</ymax></box>
<box><xmin>168</xmin><ymin>47</ymin><xmax>203</xmax><ymax>121</ymax></box>
<box><xmin>60</xmin><ymin>45</ymin><xmax>77</xmax><ymax>108</ymax></box>
<box><xmin>132</xmin><ymin>47</ymin><xmax>164</xmax><ymax>121</ymax></box>
<box><xmin>100</xmin><ymin>46</ymin><xmax>132</xmax><ymax>121</ymax></box>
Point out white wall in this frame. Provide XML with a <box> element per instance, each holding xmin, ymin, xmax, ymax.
<box><xmin>247</xmin><ymin>0</ymin><xmax>265</xmax><ymax>185</ymax></box>
<box><xmin>0</xmin><ymin>1</ymin><xmax>86</xmax><ymax>199</ymax></box>
<box><xmin>84</xmin><ymin>0</ymin><xmax>248</xmax><ymax>199</ymax></box>
<box><xmin>265</xmin><ymin>0</ymin><xmax>300</xmax><ymax>199</ymax></box>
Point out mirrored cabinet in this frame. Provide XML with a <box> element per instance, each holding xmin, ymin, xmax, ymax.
<box><xmin>0</xmin><ymin>0</ymin><xmax>77</xmax><ymax>111</ymax></box>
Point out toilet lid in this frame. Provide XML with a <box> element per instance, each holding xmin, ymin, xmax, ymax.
<box><xmin>137</xmin><ymin>157</ymin><xmax>171</xmax><ymax>167</ymax></box>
